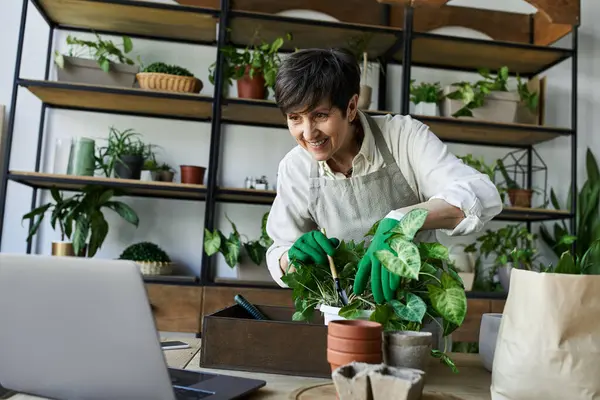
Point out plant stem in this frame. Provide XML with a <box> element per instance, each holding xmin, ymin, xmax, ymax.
<box><xmin>420</xmin><ymin>272</ymin><xmax>442</xmax><ymax>284</ymax></box>
<box><xmin>362</xmin><ymin>52</ymin><xmax>367</xmax><ymax>83</ymax></box>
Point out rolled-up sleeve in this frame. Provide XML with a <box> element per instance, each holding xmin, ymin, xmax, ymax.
<box><xmin>266</xmin><ymin>152</ymin><xmax>317</xmax><ymax>287</ymax></box>
<box><xmin>403</xmin><ymin>117</ymin><xmax>503</xmax><ymax>236</ymax></box>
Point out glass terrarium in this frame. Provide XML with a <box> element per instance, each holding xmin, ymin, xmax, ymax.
<box><xmin>495</xmin><ymin>148</ymin><xmax>547</xmax><ymax>208</ymax></box>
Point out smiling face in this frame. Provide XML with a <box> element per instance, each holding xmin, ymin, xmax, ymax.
<box><xmin>286</xmin><ymin>95</ymin><xmax>359</xmax><ymax>161</ymax></box>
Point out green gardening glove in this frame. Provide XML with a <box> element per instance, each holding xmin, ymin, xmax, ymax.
<box><xmin>353</xmin><ymin>218</ymin><xmax>401</xmax><ymax>304</ymax></box>
<box><xmin>288</xmin><ymin>230</ymin><xmax>340</xmax><ymax>267</ymax></box>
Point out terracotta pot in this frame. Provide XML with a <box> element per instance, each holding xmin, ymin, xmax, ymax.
<box><xmin>508</xmin><ymin>188</ymin><xmax>533</xmax><ymax>208</ymax></box>
<box><xmin>180</xmin><ymin>165</ymin><xmax>206</xmax><ymax>184</ymax></box>
<box><xmin>327</xmin><ymin>320</ymin><xmax>382</xmax><ymax>373</ymax></box>
<box><xmin>236</xmin><ymin>66</ymin><xmax>266</xmax><ymax>99</ymax></box>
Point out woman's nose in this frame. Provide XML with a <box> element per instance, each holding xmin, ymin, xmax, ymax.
<box><xmin>302</xmin><ymin>119</ymin><xmax>317</xmax><ymax>139</ymax></box>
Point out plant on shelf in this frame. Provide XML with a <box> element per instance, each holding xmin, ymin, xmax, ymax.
<box><xmin>95</xmin><ymin>126</ymin><xmax>153</xmax><ymax>180</ymax></box>
<box><xmin>119</xmin><ymin>241</ymin><xmax>173</xmax><ymax>276</ymax></box>
<box><xmin>546</xmin><ymin>238</ymin><xmax>600</xmax><ymax>275</ymax></box>
<box><xmin>495</xmin><ymin>158</ymin><xmax>532</xmax><ymax>208</ymax></box>
<box><xmin>458</xmin><ymin>154</ymin><xmax>506</xmax><ymax>203</ymax></box>
<box><xmin>208</xmin><ymin>31</ymin><xmax>292</xmax><ymax>100</ymax></box>
<box><xmin>204</xmin><ymin>212</ymin><xmax>273</xmax><ymax>267</ymax></box>
<box><xmin>346</xmin><ymin>32</ymin><xmax>378</xmax><ymax>110</ymax></box>
<box><xmin>22</xmin><ymin>186</ymin><xmax>139</xmax><ymax>257</ymax></box>
<box><xmin>53</xmin><ymin>33</ymin><xmax>139</xmax><ymax>88</ymax></box>
<box><xmin>410</xmin><ymin>80</ymin><xmax>443</xmax><ymax>116</ymax></box>
<box><xmin>540</xmin><ymin>147</ymin><xmax>600</xmax><ymax>259</ymax></box>
<box><xmin>137</xmin><ymin>61</ymin><xmax>202</xmax><ymax>94</ymax></box>
<box><xmin>464</xmin><ymin>224</ymin><xmax>541</xmax><ymax>292</ymax></box>
<box><xmin>282</xmin><ymin>209</ymin><xmax>467</xmax><ymax>373</ymax></box>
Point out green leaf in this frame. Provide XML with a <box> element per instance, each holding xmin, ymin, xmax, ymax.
<box><xmin>441</xmin><ymin>270</ymin><xmax>463</xmax><ymax>289</ymax></box>
<box><xmin>431</xmin><ymin>349</ymin><xmax>459</xmax><ymax>373</ymax></box>
<box><xmin>418</xmin><ymin>242</ymin><xmax>449</xmax><ymax>260</ymax></box>
<box><xmin>99</xmin><ymin>57</ymin><xmax>110</xmax><ymax>72</ymax></box>
<box><xmin>339</xmin><ymin>300</ymin><xmax>363</xmax><ymax>319</ymax></box>
<box><xmin>244</xmin><ymin>241</ymin><xmax>266</xmax><ymax>265</ymax></box>
<box><xmin>50</xmin><ymin>188</ymin><xmax>62</xmax><ymax>203</ymax></box>
<box><xmin>365</xmin><ymin>219</ymin><xmax>380</xmax><ymax>237</ymax></box>
<box><xmin>554</xmin><ymin>251</ymin><xmax>579</xmax><ymax>274</ymax></box>
<box><xmin>22</xmin><ymin>203</ymin><xmax>51</xmax><ymax>221</ymax></box>
<box><xmin>105</xmin><ymin>201</ymin><xmax>139</xmax><ymax>227</ymax></box>
<box><xmin>292</xmin><ymin>312</ymin><xmax>305</xmax><ymax>321</ymax></box>
<box><xmin>427</xmin><ymin>281</ymin><xmax>467</xmax><ymax>327</ymax></box>
<box><xmin>587</xmin><ymin>148</ymin><xmax>600</xmax><ymax>185</ymax></box>
<box><xmin>122</xmin><ymin>36</ymin><xmax>133</xmax><ymax>53</ymax></box>
<box><xmin>390</xmin><ymin>293</ymin><xmax>427</xmax><ymax>323</ymax></box>
<box><xmin>582</xmin><ymin>240</ymin><xmax>600</xmax><ymax>275</ymax></box>
<box><xmin>445</xmin><ymin>266</ymin><xmax>465</xmax><ymax>289</ymax></box>
<box><xmin>390</xmin><ymin>209</ymin><xmax>428</xmax><ymax>240</ymax></box>
<box><xmin>203</xmin><ymin>229</ymin><xmax>221</xmax><ymax>256</ymax></box>
<box><xmin>420</xmin><ymin>262</ymin><xmax>438</xmax><ymax>275</ymax></box>
<box><xmin>72</xmin><ymin>215</ymin><xmax>89</xmax><ymax>256</ymax></box>
<box><xmin>369</xmin><ymin>303</ymin><xmax>392</xmax><ymax>325</ymax></box>
<box><xmin>223</xmin><ymin>238</ymin><xmax>240</xmax><ymax>268</ymax></box>
<box><xmin>98</xmin><ymin>189</ymin><xmax>114</xmax><ymax>205</ymax></box>
<box><xmin>87</xmin><ymin>211</ymin><xmax>109</xmax><ymax>257</ymax></box>
<box><xmin>376</xmin><ymin>247</ymin><xmax>420</xmax><ymax>280</ymax></box>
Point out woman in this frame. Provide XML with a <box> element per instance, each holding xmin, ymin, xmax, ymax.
<box><xmin>266</xmin><ymin>48</ymin><xmax>502</xmax><ymax>304</ymax></box>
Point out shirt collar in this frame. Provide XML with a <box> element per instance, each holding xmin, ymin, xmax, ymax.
<box><xmin>317</xmin><ymin>110</ymin><xmax>376</xmax><ymax>176</ymax></box>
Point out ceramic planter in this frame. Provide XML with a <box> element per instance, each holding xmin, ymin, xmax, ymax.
<box><xmin>357</xmin><ymin>85</ymin><xmax>372</xmax><ymax>109</ymax></box>
<box><xmin>66</xmin><ymin>137</ymin><xmax>95</xmax><ymax>177</ymax></box>
<box><xmin>383</xmin><ymin>331</ymin><xmax>432</xmax><ymax>373</ymax></box>
<box><xmin>236</xmin><ymin>66</ymin><xmax>266</xmax><ymax>99</ymax></box>
<box><xmin>56</xmin><ymin>56</ymin><xmax>138</xmax><ymax>87</ymax></box>
<box><xmin>478</xmin><ymin>313</ymin><xmax>503</xmax><ymax>372</ymax></box>
<box><xmin>114</xmin><ymin>155</ymin><xmax>144</xmax><ymax>180</ymax></box>
<box><xmin>327</xmin><ymin>320</ymin><xmax>382</xmax><ymax>372</ymax></box>
<box><xmin>140</xmin><ymin>170</ymin><xmax>157</xmax><ymax>182</ymax></box>
<box><xmin>414</xmin><ymin>102</ymin><xmax>439</xmax><ymax>116</ymax></box>
<box><xmin>180</xmin><ymin>165</ymin><xmax>206</xmax><ymax>184</ymax></box>
<box><xmin>508</xmin><ymin>188</ymin><xmax>533</xmax><ymax>207</ymax></box>
<box><xmin>156</xmin><ymin>170</ymin><xmax>175</xmax><ymax>182</ymax></box>
<box><xmin>441</xmin><ymin>86</ymin><xmax>536</xmax><ymax>124</ymax></box>
<box><xmin>51</xmin><ymin>241</ymin><xmax>86</xmax><ymax>257</ymax></box>
<box><xmin>497</xmin><ymin>264</ymin><xmax>512</xmax><ymax>292</ymax></box>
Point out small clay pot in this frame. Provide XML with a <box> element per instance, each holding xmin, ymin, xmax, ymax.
<box><xmin>327</xmin><ymin>320</ymin><xmax>382</xmax><ymax>373</ymax></box>
<box><xmin>383</xmin><ymin>331</ymin><xmax>432</xmax><ymax>373</ymax></box>
<box><xmin>158</xmin><ymin>170</ymin><xmax>174</xmax><ymax>182</ymax></box>
<box><xmin>508</xmin><ymin>188</ymin><xmax>533</xmax><ymax>208</ymax></box>
<box><xmin>236</xmin><ymin>65</ymin><xmax>266</xmax><ymax>99</ymax></box>
<box><xmin>180</xmin><ymin>165</ymin><xmax>206</xmax><ymax>184</ymax></box>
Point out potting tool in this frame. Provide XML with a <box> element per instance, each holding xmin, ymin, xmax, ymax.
<box><xmin>321</xmin><ymin>228</ymin><xmax>349</xmax><ymax>306</ymax></box>
<box><xmin>234</xmin><ymin>294</ymin><xmax>269</xmax><ymax>320</ymax></box>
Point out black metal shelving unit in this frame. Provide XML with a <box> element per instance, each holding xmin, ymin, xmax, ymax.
<box><xmin>0</xmin><ymin>0</ymin><xmax>579</xmax><ymax>295</ymax></box>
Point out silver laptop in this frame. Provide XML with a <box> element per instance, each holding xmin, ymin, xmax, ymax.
<box><xmin>0</xmin><ymin>253</ymin><xmax>265</xmax><ymax>400</ymax></box>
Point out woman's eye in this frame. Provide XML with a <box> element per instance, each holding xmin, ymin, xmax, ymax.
<box><xmin>315</xmin><ymin>113</ymin><xmax>328</xmax><ymax>119</ymax></box>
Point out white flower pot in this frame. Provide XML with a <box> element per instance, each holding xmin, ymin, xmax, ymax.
<box><xmin>414</xmin><ymin>102</ymin><xmax>439</xmax><ymax>116</ymax></box>
<box><xmin>319</xmin><ymin>304</ymin><xmax>373</xmax><ymax>325</ymax></box>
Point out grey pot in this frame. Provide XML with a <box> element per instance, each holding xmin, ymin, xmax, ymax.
<box><xmin>497</xmin><ymin>264</ymin><xmax>512</xmax><ymax>292</ymax></box>
<box><xmin>478</xmin><ymin>313</ymin><xmax>503</xmax><ymax>372</ymax></box>
<box><xmin>383</xmin><ymin>331</ymin><xmax>432</xmax><ymax>373</ymax></box>
<box><xmin>114</xmin><ymin>155</ymin><xmax>144</xmax><ymax>180</ymax></box>
<box><xmin>57</xmin><ymin>56</ymin><xmax>139</xmax><ymax>88</ymax></box>
<box><xmin>421</xmin><ymin>317</ymin><xmax>451</xmax><ymax>351</ymax></box>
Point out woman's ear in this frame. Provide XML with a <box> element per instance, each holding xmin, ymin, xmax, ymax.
<box><xmin>347</xmin><ymin>94</ymin><xmax>359</xmax><ymax>122</ymax></box>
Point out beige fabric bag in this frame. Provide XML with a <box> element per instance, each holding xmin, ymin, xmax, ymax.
<box><xmin>491</xmin><ymin>269</ymin><xmax>600</xmax><ymax>399</ymax></box>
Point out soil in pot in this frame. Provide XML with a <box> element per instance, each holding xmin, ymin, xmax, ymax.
<box><xmin>327</xmin><ymin>320</ymin><xmax>382</xmax><ymax>372</ymax></box>
<box><xmin>237</xmin><ymin>66</ymin><xmax>266</xmax><ymax>99</ymax></box>
<box><xmin>180</xmin><ymin>165</ymin><xmax>206</xmax><ymax>184</ymax></box>
<box><xmin>508</xmin><ymin>188</ymin><xmax>533</xmax><ymax>208</ymax></box>
<box><xmin>383</xmin><ymin>331</ymin><xmax>432</xmax><ymax>373</ymax></box>
<box><xmin>114</xmin><ymin>155</ymin><xmax>144</xmax><ymax>180</ymax></box>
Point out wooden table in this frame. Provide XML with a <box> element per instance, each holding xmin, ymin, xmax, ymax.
<box><xmin>6</xmin><ymin>338</ymin><xmax>491</xmax><ymax>399</ymax></box>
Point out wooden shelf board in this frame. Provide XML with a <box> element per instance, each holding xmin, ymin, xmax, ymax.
<box><xmin>20</xmin><ymin>79</ymin><xmax>214</xmax><ymax>121</ymax></box>
<box><xmin>396</xmin><ymin>33</ymin><xmax>573</xmax><ymax>75</ymax></box>
<box><xmin>414</xmin><ymin>115</ymin><xmax>571</xmax><ymax>146</ymax></box>
<box><xmin>498</xmin><ymin>206</ymin><xmax>572</xmax><ymax>221</ymax></box>
<box><xmin>229</xmin><ymin>10</ymin><xmax>401</xmax><ymax>58</ymax></box>
<box><xmin>216</xmin><ymin>187</ymin><xmax>276</xmax><ymax>204</ymax></box>
<box><xmin>214</xmin><ymin>277</ymin><xmax>280</xmax><ymax>288</ymax></box>
<box><xmin>35</xmin><ymin>0</ymin><xmax>218</xmax><ymax>43</ymax></box>
<box><xmin>8</xmin><ymin>172</ymin><xmax>207</xmax><ymax>201</ymax></box>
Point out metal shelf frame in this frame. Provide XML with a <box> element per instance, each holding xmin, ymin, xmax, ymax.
<box><xmin>0</xmin><ymin>0</ymin><xmax>578</xmax><ymax>292</ymax></box>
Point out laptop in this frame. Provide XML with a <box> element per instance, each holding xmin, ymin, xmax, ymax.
<box><xmin>0</xmin><ymin>253</ymin><xmax>266</xmax><ymax>400</ymax></box>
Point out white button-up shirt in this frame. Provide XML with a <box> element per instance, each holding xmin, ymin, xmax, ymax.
<box><xmin>266</xmin><ymin>111</ymin><xmax>503</xmax><ymax>287</ymax></box>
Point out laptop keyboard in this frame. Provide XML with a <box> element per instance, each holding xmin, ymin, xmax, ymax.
<box><xmin>173</xmin><ymin>386</ymin><xmax>214</xmax><ymax>399</ymax></box>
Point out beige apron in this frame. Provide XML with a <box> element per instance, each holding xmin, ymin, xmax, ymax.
<box><xmin>307</xmin><ymin>114</ymin><xmax>429</xmax><ymax>244</ymax></box>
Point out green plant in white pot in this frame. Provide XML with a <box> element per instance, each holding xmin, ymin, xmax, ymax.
<box><xmin>410</xmin><ymin>80</ymin><xmax>443</xmax><ymax>116</ymax></box>
<box><xmin>119</xmin><ymin>241</ymin><xmax>173</xmax><ymax>276</ymax></box>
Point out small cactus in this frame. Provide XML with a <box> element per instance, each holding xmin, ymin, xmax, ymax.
<box><xmin>119</xmin><ymin>241</ymin><xmax>171</xmax><ymax>263</ymax></box>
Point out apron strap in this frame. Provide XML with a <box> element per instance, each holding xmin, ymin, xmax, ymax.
<box><xmin>363</xmin><ymin>113</ymin><xmax>396</xmax><ymax>166</ymax></box>
<box><xmin>309</xmin><ymin>155</ymin><xmax>319</xmax><ymax>178</ymax></box>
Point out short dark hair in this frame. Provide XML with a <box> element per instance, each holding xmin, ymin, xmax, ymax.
<box><xmin>274</xmin><ymin>48</ymin><xmax>360</xmax><ymax>116</ymax></box>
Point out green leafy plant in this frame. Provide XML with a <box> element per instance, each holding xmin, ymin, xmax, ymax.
<box><xmin>95</xmin><ymin>127</ymin><xmax>152</xmax><ymax>177</ymax></box>
<box><xmin>204</xmin><ymin>212</ymin><xmax>273</xmax><ymax>267</ymax></box>
<box><xmin>516</xmin><ymin>74</ymin><xmax>539</xmax><ymax>113</ymax></box>
<box><xmin>548</xmin><ymin>239</ymin><xmax>600</xmax><ymax>275</ymax></box>
<box><xmin>409</xmin><ymin>80</ymin><xmax>443</xmax><ymax>105</ymax></box>
<box><xmin>142</xmin><ymin>61</ymin><xmax>194</xmax><ymax>77</ymax></box>
<box><xmin>54</xmin><ymin>33</ymin><xmax>135</xmax><ymax>72</ymax></box>
<box><xmin>540</xmin><ymin>148</ymin><xmax>600</xmax><ymax>259</ymax></box>
<box><xmin>283</xmin><ymin>209</ymin><xmax>467</xmax><ymax>373</ymax></box>
<box><xmin>458</xmin><ymin>154</ymin><xmax>497</xmax><ymax>183</ymax></box>
<box><xmin>119</xmin><ymin>241</ymin><xmax>171</xmax><ymax>263</ymax></box>
<box><xmin>22</xmin><ymin>186</ymin><xmax>139</xmax><ymax>257</ymax></box>
<box><xmin>208</xmin><ymin>31</ymin><xmax>292</xmax><ymax>90</ymax></box>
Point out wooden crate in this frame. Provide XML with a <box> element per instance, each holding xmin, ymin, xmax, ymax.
<box><xmin>200</xmin><ymin>304</ymin><xmax>330</xmax><ymax>378</ymax></box>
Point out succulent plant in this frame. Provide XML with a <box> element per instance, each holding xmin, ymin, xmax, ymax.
<box><xmin>119</xmin><ymin>241</ymin><xmax>171</xmax><ymax>263</ymax></box>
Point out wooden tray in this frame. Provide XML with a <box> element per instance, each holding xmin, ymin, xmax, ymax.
<box><xmin>290</xmin><ymin>382</ymin><xmax>466</xmax><ymax>399</ymax></box>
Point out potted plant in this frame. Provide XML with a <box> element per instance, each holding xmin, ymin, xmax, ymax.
<box><xmin>22</xmin><ymin>186</ymin><xmax>140</xmax><ymax>257</ymax></box>
<box><xmin>347</xmin><ymin>33</ymin><xmax>376</xmax><ymax>110</ymax></box>
<box><xmin>95</xmin><ymin>126</ymin><xmax>150</xmax><ymax>180</ymax></box>
<box><xmin>119</xmin><ymin>241</ymin><xmax>173</xmax><ymax>276</ymax></box>
<box><xmin>136</xmin><ymin>61</ymin><xmax>203</xmax><ymax>94</ymax></box>
<box><xmin>464</xmin><ymin>224</ymin><xmax>540</xmax><ymax>292</ymax></box>
<box><xmin>282</xmin><ymin>209</ymin><xmax>467</xmax><ymax>373</ymax></box>
<box><xmin>156</xmin><ymin>163</ymin><xmax>176</xmax><ymax>182</ymax></box>
<box><xmin>53</xmin><ymin>33</ymin><xmax>139</xmax><ymax>87</ymax></box>
<box><xmin>410</xmin><ymin>80</ymin><xmax>443</xmax><ymax>116</ymax></box>
<box><xmin>441</xmin><ymin>66</ymin><xmax>539</xmax><ymax>124</ymax></box>
<box><xmin>208</xmin><ymin>31</ymin><xmax>292</xmax><ymax>100</ymax></box>
<box><xmin>495</xmin><ymin>158</ymin><xmax>532</xmax><ymax>208</ymax></box>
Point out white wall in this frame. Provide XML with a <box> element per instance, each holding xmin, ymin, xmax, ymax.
<box><xmin>0</xmin><ymin>0</ymin><xmax>594</xmax><ymax>279</ymax></box>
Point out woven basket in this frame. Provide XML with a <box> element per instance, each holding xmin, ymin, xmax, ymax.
<box><xmin>136</xmin><ymin>72</ymin><xmax>203</xmax><ymax>94</ymax></box>
<box><xmin>137</xmin><ymin>261</ymin><xmax>174</xmax><ymax>276</ymax></box>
